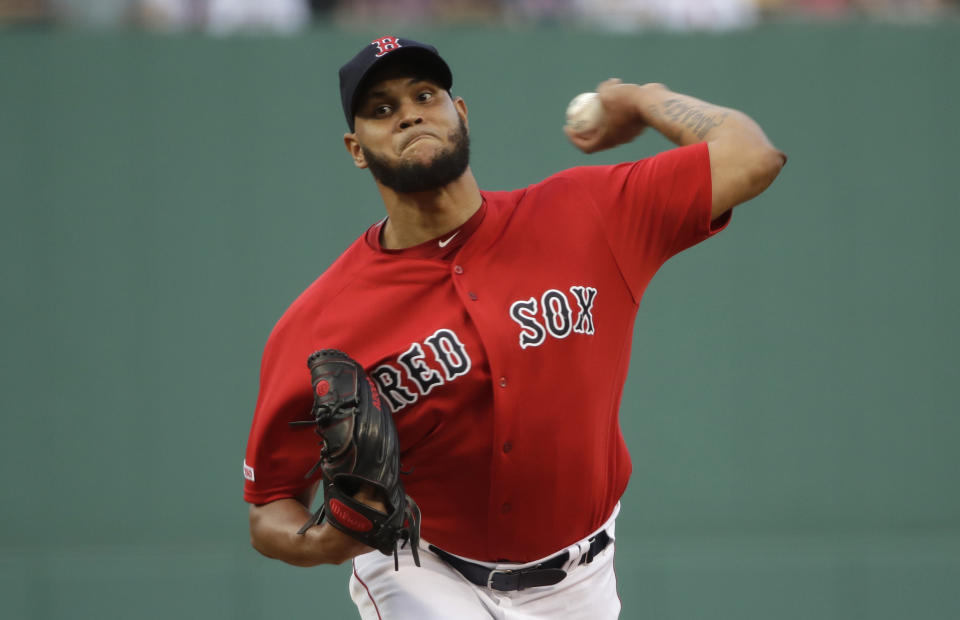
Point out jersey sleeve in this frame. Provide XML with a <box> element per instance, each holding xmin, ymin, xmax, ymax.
<box><xmin>243</xmin><ymin>314</ymin><xmax>323</xmax><ymax>505</ymax></box>
<box><xmin>560</xmin><ymin>142</ymin><xmax>729</xmax><ymax>298</ymax></box>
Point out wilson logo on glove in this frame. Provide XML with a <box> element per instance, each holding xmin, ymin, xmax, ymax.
<box><xmin>329</xmin><ymin>499</ymin><xmax>373</xmax><ymax>532</ymax></box>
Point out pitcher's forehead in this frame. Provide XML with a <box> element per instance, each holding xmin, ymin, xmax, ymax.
<box><xmin>357</xmin><ymin>59</ymin><xmax>449</xmax><ymax>100</ymax></box>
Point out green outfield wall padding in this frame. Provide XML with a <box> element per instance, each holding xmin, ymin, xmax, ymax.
<box><xmin>1</xmin><ymin>23</ymin><xmax>958</xmax><ymax>620</ymax></box>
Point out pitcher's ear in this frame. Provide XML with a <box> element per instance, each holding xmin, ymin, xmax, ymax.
<box><xmin>344</xmin><ymin>133</ymin><xmax>367</xmax><ymax>169</ymax></box>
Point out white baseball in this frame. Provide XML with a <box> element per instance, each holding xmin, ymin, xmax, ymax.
<box><xmin>565</xmin><ymin>92</ymin><xmax>604</xmax><ymax>134</ymax></box>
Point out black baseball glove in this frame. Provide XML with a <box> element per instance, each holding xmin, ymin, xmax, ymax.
<box><xmin>292</xmin><ymin>349</ymin><xmax>421</xmax><ymax>569</ymax></box>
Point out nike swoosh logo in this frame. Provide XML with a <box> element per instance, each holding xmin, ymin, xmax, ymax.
<box><xmin>438</xmin><ymin>231</ymin><xmax>460</xmax><ymax>248</ymax></box>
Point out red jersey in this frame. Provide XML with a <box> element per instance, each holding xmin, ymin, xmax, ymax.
<box><xmin>243</xmin><ymin>143</ymin><xmax>729</xmax><ymax>562</ymax></box>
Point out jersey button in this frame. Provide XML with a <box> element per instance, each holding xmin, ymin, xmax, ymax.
<box><xmin>468</xmin><ymin>291</ymin><xmax>478</xmax><ymax>301</ymax></box>
<box><xmin>502</xmin><ymin>441</ymin><xmax>513</xmax><ymax>453</ymax></box>
<box><xmin>501</xmin><ymin>502</ymin><xmax>511</xmax><ymax>514</ymax></box>
<box><xmin>498</xmin><ymin>376</ymin><xmax>507</xmax><ymax>388</ymax></box>
<box><xmin>453</xmin><ymin>265</ymin><xmax>464</xmax><ymax>274</ymax></box>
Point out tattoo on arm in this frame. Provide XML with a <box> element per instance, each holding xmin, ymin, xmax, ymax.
<box><xmin>659</xmin><ymin>98</ymin><xmax>729</xmax><ymax>140</ymax></box>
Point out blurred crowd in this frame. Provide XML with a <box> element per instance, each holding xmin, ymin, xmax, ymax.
<box><xmin>1</xmin><ymin>0</ymin><xmax>957</xmax><ymax>33</ymax></box>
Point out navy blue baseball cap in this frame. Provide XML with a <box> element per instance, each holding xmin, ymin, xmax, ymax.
<box><xmin>339</xmin><ymin>36</ymin><xmax>453</xmax><ymax>132</ymax></box>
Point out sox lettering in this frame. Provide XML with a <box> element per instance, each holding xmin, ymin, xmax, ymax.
<box><xmin>510</xmin><ymin>285</ymin><xmax>597</xmax><ymax>349</ymax></box>
<box><xmin>371</xmin><ymin>329</ymin><xmax>472</xmax><ymax>413</ymax></box>
<box><xmin>570</xmin><ymin>286</ymin><xmax>597</xmax><ymax>334</ymax></box>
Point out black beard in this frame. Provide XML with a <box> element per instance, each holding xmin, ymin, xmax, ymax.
<box><xmin>362</xmin><ymin>118</ymin><xmax>470</xmax><ymax>194</ymax></box>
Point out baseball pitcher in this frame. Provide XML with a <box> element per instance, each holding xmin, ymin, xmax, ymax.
<box><xmin>243</xmin><ymin>36</ymin><xmax>786</xmax><ymax>619</ymax></box>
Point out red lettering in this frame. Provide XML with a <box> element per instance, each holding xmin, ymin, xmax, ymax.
<box><xmin>366</xmin><ymin>377</ymin><xmax>382</xmax><ymax>411</ymax></box>
<box><xmin>329</xmin><ymin>498</ymin><xmax>373</xmax><ymax>532</ymax></box>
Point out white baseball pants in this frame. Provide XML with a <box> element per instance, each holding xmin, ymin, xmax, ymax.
<box><xmin>349</xmin><ymin>505</ymin><xmax>621</xmax><ymax>619</ymax></box>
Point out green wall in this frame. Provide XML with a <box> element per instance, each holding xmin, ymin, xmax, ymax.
<box><xmin>2</xmin><ymin>23</ymin><xmax>958</xmax><ymax>619</ymax></box>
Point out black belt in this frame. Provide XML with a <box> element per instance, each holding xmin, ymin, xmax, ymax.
<box><xmin>428</xmin><ymin>529</ymin><xmax>611</xmax><ymax>591</ymax></box>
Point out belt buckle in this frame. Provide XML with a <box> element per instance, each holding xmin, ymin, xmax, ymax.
<box><xmin>486</xmin><ymin>568</ymin><xmax>515</xmax><ymax>590</ymax></box>
<box><xmin>581</xmin><ymin>534</ymin><xmax>598</xmax><ymax>565</ymax></box>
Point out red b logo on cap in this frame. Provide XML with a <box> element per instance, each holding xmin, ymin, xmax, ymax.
<box><xmin>372</xmin><ymin>36</ymin><xmax>401</xmax><ymax>58</ymax></box>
